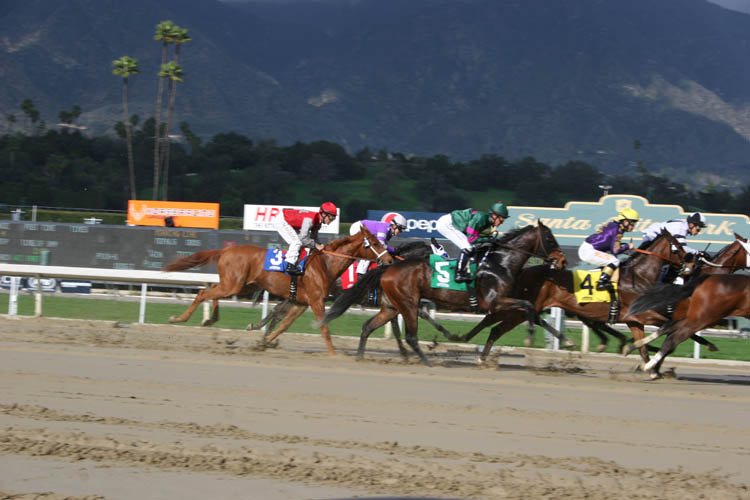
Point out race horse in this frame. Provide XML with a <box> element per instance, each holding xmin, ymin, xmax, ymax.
<box><xmin>163</xmin><ymin>226</ymin><xmax>393</xmax><ymax>355</ymax></box>
<box><xmin>443</xmin><ymin>230</ymin><xmax>695</xmax><ymax>365</ymax></box>
<box><xmin>624</xmin><ymin>233</ymin><xmax>750</xmax><ymax>377</ymax></box>
<box><xmin>321</xmin><ymin>222</ymin><xmax>568</xmax><ymax>366</ymax></box>
<box><xmin>639</xmin><ymin>274</ymin><xmax>750</xmax><ymax>376</ymax></box>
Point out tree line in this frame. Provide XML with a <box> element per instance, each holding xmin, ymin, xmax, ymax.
<box><xmin>1</xmin><ymin>17</ymin><xmax>748</xmax><ymax>221</ymax></box>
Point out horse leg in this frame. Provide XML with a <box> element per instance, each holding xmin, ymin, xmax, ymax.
<box><xmin>202</xmin><ymin>298</ymin><xmax>220</xmax><ymax>327</ymax></box>
<box><xmin>309</xmin><ymin>299</ymin><xmax>338</xmax><ymax>356</ymax></box>
<box><xmin>401</xmin><ymin>310</ymin><xmax>431</xmax><ymax>367</ymax></box>
<box><xmin>625</xmin><ymin>321</ymin><xmax>650</xmax><ymax>369</ymax></box>
<box><xmin>536</xmin><ymin>316</ymin><xmax>576</xmax><ymax>348</ymax></box>
<box><xmin>690</xmin><ymin>334</ymin><xmax>719</xmax><ymax>352</ymax></box>
<box><xmin>478</xmin><ymin>320</ymin><xmax>519</xmax><ymax>364</ymax></box>
<box><xmin>248</xmin><ymin>301</ymin><xmax>292</xmax><ymax>331</ymax></box>
<box><xmin>169</xmin><ymin>283</ymin><xmax>240</xmax><ymax>324</ymax></box>
<box><xmin>357</xmin><ymin>307</ymin><xmax>399</xmax><ymax>360</ymax></box>
<box><xmin>262</xmin><ymin>304</ymin><xmax>308</xmax><ymax>346</ymax></box>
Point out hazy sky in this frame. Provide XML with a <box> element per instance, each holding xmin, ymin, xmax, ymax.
<box><xmin>225</xmin><ymin>0</ymin><xmax>750</xmax><ymax>15</ymax></box>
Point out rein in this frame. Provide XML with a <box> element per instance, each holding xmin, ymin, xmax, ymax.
<box><xmin>321</xmin><ymin>234</ymin><xmax>389</xmax><ymax>262</ymax></box>
<box><xmin>631</xmin><ymin>247</ymin><xmax>678</xmax><ymax>263</ymax></box>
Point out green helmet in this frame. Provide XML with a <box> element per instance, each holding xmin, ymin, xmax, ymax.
<box><xmin>490</xmin><ymin>201</ymin><xmax>509</xmax><ymax>218</ymax></box>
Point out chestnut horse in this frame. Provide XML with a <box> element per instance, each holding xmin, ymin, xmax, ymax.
<box><xmin>163</xmin><ymin>226</ymin><xmax>393</xmax><ymax>355</ymax></box>
<box><xmin>624</xmin><ymin>234</ymin><xmax>750</xmax><ymax>377</ymax></box>
<box><xmin>443</xmin><ymin>230</ymin><xmax>692</xmax><ymax>365</ymax></box>
<box><xmin>321</xmin><ymin>222</ymin><xmax>567</xmax><ymax>365</ymax></box>
<box><xmin>640</xmin><ymin>274</ymin><xmax>750</xmax><ymax>375</ymax></box>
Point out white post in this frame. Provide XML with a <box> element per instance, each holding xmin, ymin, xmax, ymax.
<box><xmin>34</xmin><ymin>275</ymin><xmax>42</xmax><ymax>316</ymax></box>
<box><xmin>139</xmin><ymin>283</ymin><xmax>147</xmax><ymax>323</ymax></box>
<box><xmin>693</xmin><ymin>331</ymin><xmax>702</xmax><ymax>359</ymax></box>
<box><xmin>581</xmin><ymin>323</ymin><xmax>590</xmax><ymax>354</ymax></box>
<box><xmin>547</xmin><ymin>307</ymin><xmax>562</xmax><ymax>350</ymax></box>
<box><xmin>261</xmin><ymin>290</ymin><xmax>269</xmax><ymax>332</ymax></box>
<box><xmin>202</xmin><ymin>285</ymin><xmax>210</xmax><ymax>323</ymax></box>
<box><xmin>384</xmin><ymin>321</ymin><xmax>393</xmax><ymax>339</ymax></box>
<box><xmin>32</xmin><ymin>205</ymin><xmax>37</xmax><ymax>222</ymax></box>
<box><xmin>8</xmin><ymin>277</ymin><xmax>20</xmax><ymax>316</ymax></box>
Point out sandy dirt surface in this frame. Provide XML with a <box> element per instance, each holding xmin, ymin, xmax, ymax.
<box><xmin>1</xmin><ymin>316</ymin><xmax>749</xmax><ymax>500</ymax></box>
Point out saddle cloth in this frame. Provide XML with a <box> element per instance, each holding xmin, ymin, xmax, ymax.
<box><xmin>572</xmin><ymin>269</ymin><xmax>619</xmax><ymax>303</ymax></box>
<box><xmin>263</xmin><ymin>248</ymin><xmax>310</xmax><ymax>274</ymax></box>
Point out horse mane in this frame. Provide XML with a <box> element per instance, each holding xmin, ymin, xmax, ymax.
<box><xmin>495</xmin><ymin>225</ymin><xmax>533</xmax><ymax>245</ymax></box>
<box><xmin>628</xmin><ymin>273</ymin><xmax>711</xmax><ymax>317</ymax></box>
<box><xmin>325</xmin><ymin>225</ymin><xmax>375</xmax><ymax>252</ymax></box>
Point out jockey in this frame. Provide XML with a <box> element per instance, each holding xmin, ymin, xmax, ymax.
<box><xmin>436</xmin><ymin>201</ymin><xmax>509</xmax><ymax>283</ymax></box>
<box><xmin>349</xmin><ymin>213</ymin><xmax>407</xmax><ymax>276</ymax></box>
<box><xmin>578</xmin><ymin>208</ymin><xmax>639</xmax><ymax>290</ymax></box>
<box><xmin>640</xmin><ymin>212</ymin><xmax>707</xmax><ymax>256</ymax></box>
<box><xmin>276</xmin><ymin>202</ymin><xmax>338</xmax><ymax>275</ymax></box>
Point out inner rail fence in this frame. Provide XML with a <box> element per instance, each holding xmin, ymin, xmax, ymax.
<box><xmin>0</xmin><ymin>264</ymin><xmax>745</xmax><ymax>360</ymax></box>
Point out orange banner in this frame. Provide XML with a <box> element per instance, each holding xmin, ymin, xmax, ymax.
<box><xmin>127</xmin><ymin>200</ymin><xmax>220</xmax><ymax>229</ymax></box>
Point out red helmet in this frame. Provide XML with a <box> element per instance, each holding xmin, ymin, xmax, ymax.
<box><xmin>320</xmin><ymin>201</ymin><xmax>337</xmax><ymax>217</ymax></box>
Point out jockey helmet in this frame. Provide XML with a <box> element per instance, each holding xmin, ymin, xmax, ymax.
<box><xmin>490</xmin><ymin>201</ymin><xmax>509</xmax><ymax>218</ymax></box>
<box><xmin>687</xmin><ymin>212</ymin><xmax>707</xmax><ymax>228</ymax></box>
<box><xmin>616</xmin><ymin>208</ymin><xmax>639</xmax><ymax>222</ymax></box>
<box><xmin>319</xmin><ymin>202</ymin><xmax>337</xmax><ymax>217</ymax></box>
<box><xmin>390</xmin><ymin>213</ymin><xmax>407</xmax><ymax>231</ymax></box>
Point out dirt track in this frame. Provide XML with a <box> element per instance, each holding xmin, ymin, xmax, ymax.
<box><xmin>1</xmin><ymin>316</ymin><xmax>749</xmax><ymax>500</ymax></box>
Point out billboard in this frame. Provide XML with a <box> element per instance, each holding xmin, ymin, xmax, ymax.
<box><xmin>369</xmin><ymin>195</ymin><xmax>750</xmax><ymax>248</ymax></box>
<box><xmin>243</xmin><ymin>204</ymin><xmax>340</xmax><ymax>234</ymax></box>
<box><xmin>128</xmin><ymin>200</ymin><xmax>220</xmax><ymax>229</ymax></box>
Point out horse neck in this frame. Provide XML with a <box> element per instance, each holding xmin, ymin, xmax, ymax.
<box><xmin>703</xmin><ymin>242</ymin><xmax>746</xmax><ymax>275</ymax></box>
<box><xmin>625</xmin><ymin>239</ymin><xmax>675</xmax><ymax>284</ymax></box>
<box><xmin>317</xmin><ymin>238</ymin><xmax>365</xmax><ymax>280</ymax></box>
<box><xmin>497</xmin><ymin>228</ymin><xmax>542</xmax><ymax>274</ymax></box>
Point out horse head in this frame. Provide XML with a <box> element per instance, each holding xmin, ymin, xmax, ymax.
<box><xmin>704</xmin><ymin>232</ymin><xmax>750</xmax><ymax>273</ymax></box>
<box><xmin>535</xmin><ymin>220</ymin><xmax>567</xmax><ymax>270</ymax></box>
<box><xmin>624</xmin><ymin>229</ymin><xmax>686</xmax><ymax>283</ymax></box>
<box><xmin>354</xmin><ymin>225</ymin><xmax>394</xmax><ymax>265</ymax></box>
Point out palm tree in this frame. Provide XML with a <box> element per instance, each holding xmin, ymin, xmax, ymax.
<box><xmin>152</xmin><ymin>20</ymin><xmax>176</xmax><ymax>200</ymax></box>
<box><xmin>160</xmin><ymin>25</ymin><xmax>190</xmax><ymax>200</ymax></box>
<box><xmin>158</xmin><ymin>61</ymin><xmax>184</xmax><ymax>200</ymax></box>
<box><xmin>112</xmin><ymin>56</ymin><xmax>140</xmax><ymax>200</ymax></box>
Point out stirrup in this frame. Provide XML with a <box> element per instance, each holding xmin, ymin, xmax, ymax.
<box><xmin>454</xmin><ymin>271</ymin><xmax>473</xmax><ymax>283</ymax></box>
<box><xmin>607</xmin><ymin>301</ymin><xmax>620</xmax><ymax>324</ymax></box>
<box><xmin>286</xmin><ymin>262</ymin><xmax>303</xmax><ymax>276</ymax></box>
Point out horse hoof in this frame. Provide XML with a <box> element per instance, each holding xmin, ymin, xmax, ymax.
<box><xmin>621</xmin><ymin>344</ymin><xmax>634</xmax><ymax>356</ymax></box>
<box><xmin>201</xmin><ymin>320</ymin><xmax>214</xmax><ymax>327</ymax></box>
<box><xmin>708</xmin><ymin>345</ymin><xmax>719</xmax><ymax>352</ymax></box>
<box><xmin>523</xmin><ymin>338</ymin><xmax>533</xmax><ymax>347</ymax></box>
<box><xmin>168</xmin><ymin>316</ymin><xmax>179</xmax><ymax>324</ymax></box>
<box><xmin>648</xmin><ymin>371</ymin><xmax>663</xmax><ymax>380</ymax></box>
<box><xmin>595</xmin><ymin>344</ymin><xmax>608</xmax><ymax>353</ymax></box>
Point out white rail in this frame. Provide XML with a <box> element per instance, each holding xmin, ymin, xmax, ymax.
<box><xmin>0</xmin><ymin>264</ymin><xmax>219</xmax><ymax>323</ymax></box>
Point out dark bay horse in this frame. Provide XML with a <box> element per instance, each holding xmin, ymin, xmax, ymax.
<box><xmin>640</xmin><ymin>274</ymin><xmax>750</xmax><ymax>375</ymax></box>
<box><xmin>163</xmin><ymin>226</ymin><xmax>393</xmax><ymax>355</ymax></box>
<box><xmin>446</xmin><ymin>230</ymin><xmax>691</xmax><ymax>365</ymax></box>
<box><xmin>321</xmin><ymin>222</ymin><xmax>567</xmax><ymax>365</ymax></box>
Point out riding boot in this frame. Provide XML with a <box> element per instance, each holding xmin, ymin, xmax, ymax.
<box><xmin>285</xmin><ymin>260</ymin><xmax>303</xmax><ymax>276</ymax></box>
<box><xmin>665</xmin><ymin>304</ymin><xmax>674</xmax><ymax>319</ymax></box>
<box><xmin>596</xmin><ymin>264</ymin><xmax>616</xmax><ymax>291</ymax></box>
<box><xmin>454</xmin><ymin>248</ymin><xmax>473</xmax><ymax>283</ymax></box>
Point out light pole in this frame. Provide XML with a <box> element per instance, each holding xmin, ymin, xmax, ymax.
<box><xmin>598</xmin><ymin>184</ymin><xmax>612</xmax><ymax>196</ymax></box>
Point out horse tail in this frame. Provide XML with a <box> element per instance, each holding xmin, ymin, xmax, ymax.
<box><xmin>163</xmin><ymin>249</ymin><xmax>223</xmax><ymax>272</ymax></box>
<box><xmin>320</xmin><ymin>265</ymin><xmax>389</xmax><ymax>326</ymax></box>
<box><xmin>628</xmin><ymin>274</ymin><xmax>711</xmax><ymax>317</ymax></box>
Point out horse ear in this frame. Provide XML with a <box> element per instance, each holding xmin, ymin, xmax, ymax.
<box><xmin>735</xmin><ymin>232</ymin><xmax>747</xmax><ymax>243</ymax></box>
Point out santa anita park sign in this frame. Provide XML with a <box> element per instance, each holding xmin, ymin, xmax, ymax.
<box><xmin>369</xmin><ymin>194</ymin><xmax>750</xmax><ymax>251</ymax></box>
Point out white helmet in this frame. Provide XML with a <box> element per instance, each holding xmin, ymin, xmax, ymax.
<box><xmin>687</xmin><ymin>212</ymin><xmax>707</xmax><ymax>228</ymax></box>
<box><xmin>390</xmin><ymin>213</ymin><xmax>407</xmax><ymax>231</ymax></box>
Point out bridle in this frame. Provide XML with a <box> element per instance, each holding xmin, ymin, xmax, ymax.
<box><xmin>320</xmin><ymin>232</ymin><xmax>389</xmax><ymax>262</ymax></box>
<box><xmin>488</xmin><ymin>226</ymin><xmax>563</xmax><ymax>269</ymax></box>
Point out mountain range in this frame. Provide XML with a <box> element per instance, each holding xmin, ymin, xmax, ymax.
<box><xmin>2</xmin><ymin>0</ymin><xmax>750</xmax><ymax>188</ymax></box>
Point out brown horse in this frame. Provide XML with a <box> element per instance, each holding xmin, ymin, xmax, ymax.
<box><xmin>624</xmin><ymin>234</ymin><xmax>750</xmax><ymax>376</ymax></box>
<box><xmin>624</xmin><ymin>232</ymin><xmax>749</xmax><ymax>349</ymax></box>
<box><xmin>444</xmin><ymin>230</ymin><xmax>691</xmax><ymax>365</ymax></box>
<box><xmin>321</xmin><ymin>222</ymin><xmax>567</xmax><ymax>365</ymax></box>
<box><xmin>163</xmin><ymin>226</ymin><xmax>393</xmax><ymax>355</ymax></box>
<box><xmin>640</xmin><ymin>274</ymin><xmax>750</xmax><ymax>375</ymax></box>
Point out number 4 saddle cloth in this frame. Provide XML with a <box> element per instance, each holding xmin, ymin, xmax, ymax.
<box><xmin>572</xmin><ymin>269</ymin><xmax>619</xmax><ymax>303</ymax></box>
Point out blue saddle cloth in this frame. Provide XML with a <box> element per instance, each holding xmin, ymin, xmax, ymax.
<box><xmin>263</xmin><ymin>248</ymin><xmax>309</xmax><ymax>275</ymax></box>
